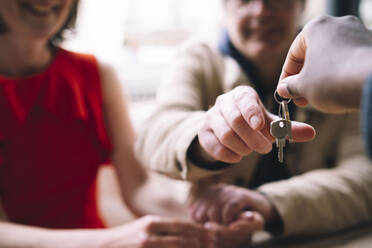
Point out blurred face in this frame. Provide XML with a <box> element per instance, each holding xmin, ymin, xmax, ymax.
<box><xmin>224</xmin><ymin>0</ymin><xmax>304</xmax><ymax>60</ymax></box>
<box><xmin>0</xmin><ymin>0</ymin><xmax>74</xmax><ymax>41</ymax></box>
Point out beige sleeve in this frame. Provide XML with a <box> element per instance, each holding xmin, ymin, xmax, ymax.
<box><xmin>135</xmin><ymin>43</ymin><xmax>227</xmax><ymax>181</ymax></box>
<box><xmin>258</xmin><ymin>113</ymin><xmax>372</xmax><ymax>236</ymax></box>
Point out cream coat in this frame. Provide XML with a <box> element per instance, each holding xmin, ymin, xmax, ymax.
<box><xmin>135</xmin><ymin>41</ymin><xmax>372</xmax><ymax>236</ymax></box>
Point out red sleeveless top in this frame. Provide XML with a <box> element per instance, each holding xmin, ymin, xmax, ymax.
<box><xmin>0</xmin><ymin>48</ymin><xmax>112</xmax><ymax>229</ymax></box>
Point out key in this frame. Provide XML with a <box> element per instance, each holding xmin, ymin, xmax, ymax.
<box><xmin>270</xmin><ymin>118</ymin><xmax>291</xmax><ymax>162</ymax></box>
<box><xmin>270</xmin><ymin>100</ymin><xmax>292</xmax><ymax>163</ymax></box>
<box><xmin>281</xmin><ymin>99</ymin><xmax>293</xmax><ymax>142</ymax></box>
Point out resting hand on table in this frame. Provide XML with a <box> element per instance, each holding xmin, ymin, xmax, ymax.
<box><xmin>101</xmin><ymin>215</ymin><xmax>210</xmax><ymax>248</ymax></box>
<box><xmin>190</xmin><ymin>184</ymin><xmax>274</xmax><ymax>226</ymax></box>
<box><xmin>277</xmin><ymin>15</ymin><xmax>372</xmax><ymax>114</ymax></box>
<box><xmin>193</xmin><ymin>86</ymin><xmax>315</xmax><ymax>164</ymax></box>
<box><xmin>203</xmin><ymin>211</ymin><xmax>264</xmax><ymax>248</ymax></box>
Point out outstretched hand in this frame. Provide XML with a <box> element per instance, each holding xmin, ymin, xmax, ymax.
<box><xmin>277</xmin><ymin>15</ymin><xmax>372</xmax><ymax>113</ymax></box>
<box><xmin>196</xmin><ymin>86</ymin><xmax>315</xmax><ymax>164</ymax></box>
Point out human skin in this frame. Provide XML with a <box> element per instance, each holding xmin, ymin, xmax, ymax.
<box><xmin>189</xmin><ymin>0</ymin><xmax>315</xmax><ymax>235</ymax></box>
<box><xmin>194</xmin><ymin>0</ymin><xmax>312</xmax><ymax>165</ymax></box>
<box><xmin>0</xmin><ymin>0</ymin><xmax>210</xmax><ymax>247</ymax></box>
<box><xmin>277</xmin><ymin>15</ymin><xmax>372</xmax><ymax>114</ymax></box>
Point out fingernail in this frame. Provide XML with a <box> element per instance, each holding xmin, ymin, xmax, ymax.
<box><xmin>249</xmin><ymin>116</ymin><xmax>261</xmax><ymax>130</ymax></box>
<box><xmin>242</xmin><ymin>211</ymin><xmax>254</xmax><ymax>220</ymax></box>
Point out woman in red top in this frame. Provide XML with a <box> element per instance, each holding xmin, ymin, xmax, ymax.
<box><xmin>0</xmin><ymin>0</ymin><xmax>213</xmax><ymax>247</ymax></box>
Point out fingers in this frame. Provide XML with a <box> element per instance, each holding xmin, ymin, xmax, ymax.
<box><xmin>198</xmin><ymin>86</ymin><xmax>273</xmax><ymax>163</ymax></box>
<box><xmin>221</xmin><ymin>200</ymin><xmax>245</xmax><ymax>225</ymax></box>
<box><xmin>279</xmin><ymin>31</ymin><xmax>307</xmax><ymax>82</ymax></box>
<box><xmin>229</xmin><ymin>211</ymin><xmax>265</xmax><ymax>233</ymax></box>
<box><xmin>143</xmin><ymin>236</ymin><xmax>201</xmax><ymax>248</ymax></box>
<box><xmin>232</xmin><ymin>87</ymin><xmax>265</xmax><ymax>130</ymax></box>
<box><xmin>146</xmin><ymin>218</ymin><xmax>203</xmax><ymax>236</ymax></box>
<box><xmin>198</xmin><ymin>126</ymin><xmax>242</xmax><ymax>163</ymax></box>
<box><xmin>277</xmin><ymin>75</ymin><xmax>309</xmax><ymax>106</ymax></box>
<box><xmin>130</xmin><ymin>216</ymin><xmax>209</xmax><ymax>248</ymax></box>
<box><xmin>190</xmin><ymin>184</ymin><xmax>254</xmax><ymax>226</ymax></box>
<box><xmin>207</xmin><ymin>105</ymin><xmax>251</xmax><ymax>157</ymax></box>
<box><xmin>221</xmin><ymin>88</ymin><xmax>272</xmax><ymax>153</ymax></box>
<box><xmin>190</xmin><ymin>187</ymin><xmax>225</xmax><ymax>224</ymax></box>
<box><xmin>278</xmin><ymin>30</ymin><xmax>309</xmax><ymax>104</ymax></box>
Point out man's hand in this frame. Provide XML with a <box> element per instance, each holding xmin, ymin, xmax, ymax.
<box><xmin>278</xmin><ymin>15</ymin><xmax>372</xmax><ymax>113</ymax></box>
<box><xmin>203</xmin><ymin>211</ymin><xmax>264</xmax><ymax>248</ymax></box>
<box><xmin>190</xmin><ymin>184</ymin><xmax>276</xmax><ymax>227</ymax></box>
<box><xmin>195</xmin><ymin>86</ymin><xmax>315</xmax><ymax>164</ymax></box>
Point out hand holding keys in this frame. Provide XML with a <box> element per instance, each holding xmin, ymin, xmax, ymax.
<box><xmin>270</xmin><ymin>91</ymin><xmax>293</xmax><ymax>163</ymax></box>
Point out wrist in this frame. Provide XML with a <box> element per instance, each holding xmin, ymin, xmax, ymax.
<box><xmin>254</xmin><ymin>191</ymin><xmax>283</xmax><ymax>235</ymax></box>
<box><xmin>47</xmin><ymin>229</ymin><xmax>107</xmax><ymax>248</ymax></box>
<box><xmin>187</xmin><ymin>137</ymin><xmax>231</xmax><ymax>170</ymax></box>
<box><xmin>187</xmin><ymin>136</ymin><xmax>217</xmax><ymax>164</ymax></box>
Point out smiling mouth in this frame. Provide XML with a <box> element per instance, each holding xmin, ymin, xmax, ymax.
<box><xmin>21</xmin><ymin>2</ymin><xmax>61</xmax><ymax>16</ymax></box>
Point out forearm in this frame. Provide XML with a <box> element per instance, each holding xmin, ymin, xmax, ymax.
<box><xmin>0</xmin><ymin>221</ymin><xmax>105</xmax><ymax>248</ymax></box>
<box><xmin>113</xmin><ymin>144</ymin><xmax>189</xmax><ymax>219</ymax></box>
<box><xmin>135</xmin><ymin>108</ymin><xmax>210</xmax><ymax>180</ymax></box>
<box><xmin>129</xmin><ymin>175</ymin><xmax>189</xmax><ymax>219</ymax></box>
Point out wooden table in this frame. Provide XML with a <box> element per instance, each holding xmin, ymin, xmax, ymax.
<box><xmin>251</xmin><ymin>222</ymin><xmax>372</xmax><ymax>248</ymax></box>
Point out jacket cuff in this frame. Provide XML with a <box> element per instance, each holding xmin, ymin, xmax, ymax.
<box><xmin>258</xmin><ymin>180</ymin><xmax>316</xmax><ymax>237</ymax></box>
<box><xmin>175</xmin><ymin>112</ymin><xmax>232</xmax><ymax>181</ymax></box>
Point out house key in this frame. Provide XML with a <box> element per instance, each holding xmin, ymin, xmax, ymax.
<box><xmin>270</xmin><ymin>91</ymin><xmax>292</xmax><ymax>163</ymax></box>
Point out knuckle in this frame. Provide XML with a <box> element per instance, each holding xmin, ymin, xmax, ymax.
<box><xmin>242</xmin><ymin>146</ymin><xmax>253</xmax><ymax>156</ymax></box>
<box><xmin>219</xmin><ymin>128</ymin><xmax>235</xmax><ymax>146</ymax></box>
<box><xmin>230</xmin><ymin>111</ymin><xmax>246</xmax><ymax>129</ymax></box>
<box><xmin>213</xmin><ymin>145</ymin><xmax>242</xmax><ymax>163</ymax></box>
<box><xmin>341</xmin><ymin>15</ymin><xmax>359</xmax><ymax>22</ymax></box>
<box><xmin>234</xmin><ymin>86</ymin><xmax>255</xmax><ymax>101</ymax></box>
<box><xmin>213</xmin><ymin>145</ymin><xmax>230</xmax><ymax>161</ymax></box>
<box><xmin>244</xmin><ymin>105</ymin><xmax>261</xmax><ymax>117</ymax></box>
<box><xmin>216</xmin><ymin>94</ymin><xmax>225</xmax><ymax>105</ymax></box>
<box><xmin>251</xmin><ymin>140</ymin><xmax>267</xmax><ymax>150</ymax></box>
<box><xmin>312</xmin><ymin>15</ymin><xmax>332</xmax><ymax>26</ymax></box>
<box><xmin>227</xmin><ymin>200</ymin><xmax>241</xmax><ymax>211</ymax></box>
<box><xmin>213</xmin><ymin>145</ymin><xmax>227</xmax><ymax>159</ymax></box>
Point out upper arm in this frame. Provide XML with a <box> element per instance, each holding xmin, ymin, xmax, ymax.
<box><xmin>98</xmin><ymin>61</ymin><xmax>147</xmax><ymax>190</ymax></box>
<box><xmin>99</xmin><ymin>62</ymin><xmax>135</xmax><ymax>149</ymax></box>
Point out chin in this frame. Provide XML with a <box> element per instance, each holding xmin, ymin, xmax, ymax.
<box><xmin>243</xmin><ymin>42</ymin><xmax>283</xmax><ymax>60</ymax></box>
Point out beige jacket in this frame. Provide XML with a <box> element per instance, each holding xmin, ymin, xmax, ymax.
<box><xmin>135</xmin><ymin>41</ymin><xmax>372</xmax><ymax>236</ymax></box>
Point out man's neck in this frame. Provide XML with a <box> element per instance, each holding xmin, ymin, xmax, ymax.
<box><xmin>254</xmin><ymin>54</ymin><xmax>285</xmax><ymax>89</ymax></box>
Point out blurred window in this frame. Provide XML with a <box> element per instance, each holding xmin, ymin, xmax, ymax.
<box><xmin>360</xmin><ymin>0</ymin><xmax>372</xmax><ymax>28</ymax></box>
<box><xmin>63</xmin><ymin>0</ymin><xmax>326</xmax><ymax>103</ymax></box>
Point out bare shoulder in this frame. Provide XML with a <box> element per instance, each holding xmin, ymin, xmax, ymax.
<box><xmin>96</xmin><ymin>60</ymin><xmax>129</xmax><ymax>106</ymax></box>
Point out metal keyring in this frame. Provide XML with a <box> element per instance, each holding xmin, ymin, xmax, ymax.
<box><xmin>274</xmin><ymin>90</ymin><xmax>292</xmax><ymax>104</ymax></box>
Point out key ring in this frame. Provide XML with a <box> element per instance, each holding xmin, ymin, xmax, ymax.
<box><xmin>274</xmin><ymin>90</ymin><xmax>292</xmax><ymax>105</ymax></box>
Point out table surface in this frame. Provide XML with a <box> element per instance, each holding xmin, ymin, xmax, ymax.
<box><xmin>251</xmin><ymin>222</ymin><xmax>372</xmax><ymax>248</ymax></box>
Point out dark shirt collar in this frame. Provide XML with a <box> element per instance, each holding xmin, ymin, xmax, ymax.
<box><xmin>218</xmin><ymin>31</ymin><xmax>270</xmax><ymax>101</ymax></box>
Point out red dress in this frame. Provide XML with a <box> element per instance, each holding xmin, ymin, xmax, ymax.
<box><xmin>0</xmin><ymin>48</ymin><xmax>112</xmax><ymax>229</ymax></box>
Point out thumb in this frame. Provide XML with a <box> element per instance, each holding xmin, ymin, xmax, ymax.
<box><xmin>278</xmin><ymin>75</ymin><xmax>309</xmax><ymax>107</ymax></box>
<box><xmin>291</xmin><ymin>120</ymin><xmax>316</xmax><ymax>143</ymax></box>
